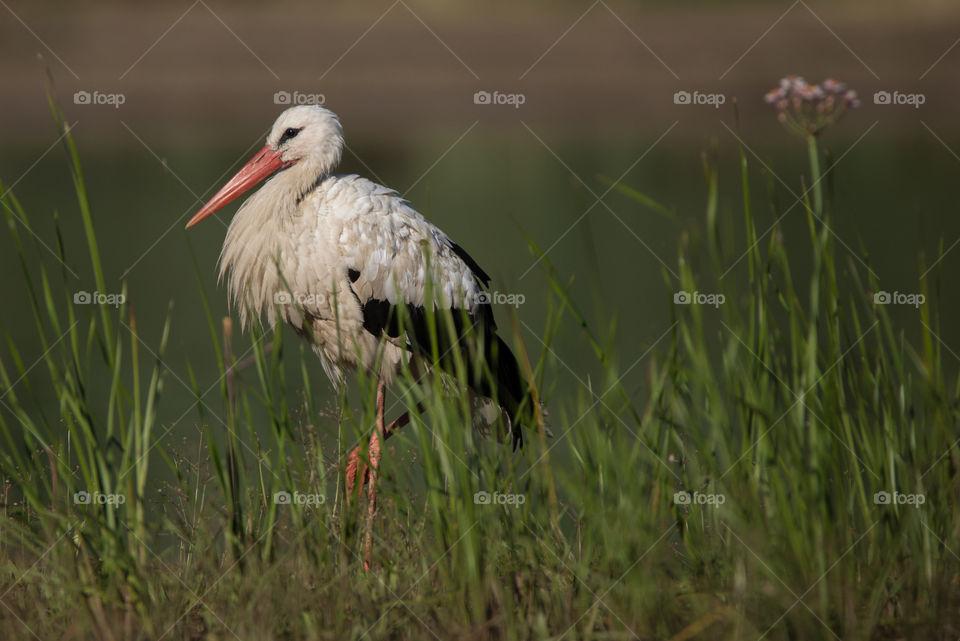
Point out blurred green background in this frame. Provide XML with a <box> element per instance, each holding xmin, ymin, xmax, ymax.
<box><xmin>1</xmin><ymin>0</ymin><xmax>958</xmax><ymax>442</ymax></box>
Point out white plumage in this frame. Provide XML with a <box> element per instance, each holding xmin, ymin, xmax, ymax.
<box><xmin>220</xmin><ymin>170</ymin><xmax>484</xmax><ymax>388</ymax></box>
<box><xmin>190</xmin><ymin>106</ymin><xmax>505</xmax><ymax>390</ymax></box>
<box><xmin>187</xmin><ymin>106</ymin><xmax>535</xmax><ymax>568</ymax></box>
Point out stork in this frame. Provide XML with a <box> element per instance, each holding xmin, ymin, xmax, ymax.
<box><xmin>186</xmin><ymin>105</ymin><xmax>536</xmax><ymax>568</ymax></box>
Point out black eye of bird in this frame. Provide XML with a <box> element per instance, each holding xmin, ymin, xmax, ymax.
<box><xmin>279</xmin><ymin>127</ymin><xmax>302</xmax><ymax>145</ymax></box>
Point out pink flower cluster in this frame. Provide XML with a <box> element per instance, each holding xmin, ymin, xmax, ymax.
<box><xmin>765</xmin><ymin>76</ymin><xmax>859</xmax><ymax>137</ymax></box>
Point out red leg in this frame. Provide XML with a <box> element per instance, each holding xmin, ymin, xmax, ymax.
<box><xmin>343</xmin><ymin>382</ymin><xmax>426</xmax><ymax>571</ymax></box>
<box><xmin>345</xmin><ymin>444</ymin><xmax>367</xmax><ymax>503</ymax></box>
<box><xmin>362</xmin><ymin>377</ymin><xmax>386</xmax><ymax>571</ymax></box>
<box><xmin>345</xmin><ymin>401</ymin><xmax>425</xmax><ymax>502</ymax></box>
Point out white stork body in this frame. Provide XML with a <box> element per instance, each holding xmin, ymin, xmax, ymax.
<box><xmin>219</xmin><ymin>171</ymin><xmax>484</xmax><ymax>390</ymax></box>
<box><xmin>188</xmin><ymin>106</ymin><xmax>534</xmax><ymax>568</ymax></box>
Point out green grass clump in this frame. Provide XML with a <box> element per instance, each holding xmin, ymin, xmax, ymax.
<box><xmin>0</xmin><ymin>101</ymin><xmax>957</xmax><ymax>641</ymax></box>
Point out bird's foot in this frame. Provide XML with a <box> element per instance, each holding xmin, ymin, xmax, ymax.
<box><xmin>344</xmin><ymin>445</ymin><xmax>370</xmax><ymax>503</ymax></box>
<box><xmin>345</xmin><ymin>441</ymin><xmax>379</xmax><ymax>572</ymax></box>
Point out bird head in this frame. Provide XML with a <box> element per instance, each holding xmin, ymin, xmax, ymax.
<box><xmin>186</xmin><ymin>105</ymin><xmax>344</xmax><ymax>228</ymax></box>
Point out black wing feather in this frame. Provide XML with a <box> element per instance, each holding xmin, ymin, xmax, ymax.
<box><xmin>348</xmin><ymin>256</ymin><xmax>530</xmax><ymax>449</ymax></box>
<box><xmin>446</xmin><ymin>240</ymin><xmax>491</xmax><ymax>287</ymax></box>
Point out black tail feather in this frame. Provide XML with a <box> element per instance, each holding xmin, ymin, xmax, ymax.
<box><xmin>362</xmin><ymin>298</ymin><xmax>537</xmax><ymax>448</ymax></box>
<box><xmin>487</xmin><ymin>333</ymin><xmax>535</xmax><ymax>450</ymax></box>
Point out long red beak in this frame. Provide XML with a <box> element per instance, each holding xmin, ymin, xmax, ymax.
<box><xmin>186</xmin><ymin>145</ymin><xmax>291</xmax><ymax>228</ymax></box>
